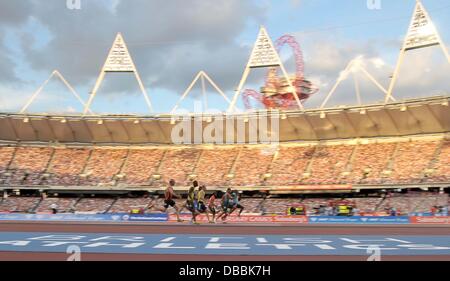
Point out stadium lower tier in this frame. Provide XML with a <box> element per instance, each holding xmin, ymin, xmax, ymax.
<box><xmin>0</xmin><ymin>192</ymin><xmax>448</xmax><ymax>216</ymax></box>
<box><xmin>0</xmin><ymin>137</ymin><xmax>449</xmax><ymax>188</ymax></box>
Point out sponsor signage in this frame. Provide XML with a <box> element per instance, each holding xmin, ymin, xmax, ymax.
<box><xmin>410</xmin><ymin>216</ymin><xmax>450</xmax><ymax>224</ymax></box>
<box><xmin>0</xmin><ymin>213</ymin><xmax>168</xmax><ymax>222</ymax></box>
<box><xmin>308</xmin><ymin>216</ymin><xmax>410</xmax><ymax>224</ymax></box>
<box><xmin>169</xmin><ymin>214</ymin><xmax>308</xmax><ymax>224</ymax></box>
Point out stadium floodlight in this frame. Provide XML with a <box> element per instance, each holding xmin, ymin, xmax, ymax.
<box><xmin>320</xmin><ymin>112</ymin><xmax>326</xmax><ymax>119</ymax></box>
<box><xmin>84</xmin><ymin>33</ymin><xmax>153</xmax><ymax>115</ymax></box>
<box><xmin>320</xmin><ymin>57</ymin><xmax>394</xmax><ymax>110</ymax></box>
<box><xmin>97</xmin><ymin>120</ymin><xmax>104</xmax><ymax>125</ymax></box>
<box><xmin>20</xmin><ymin>70</ymin><xmax>93</xmax><ymax>115</ymax></box>
<box><xmin>171</xmin><ymin>71</ymin><xmax>232</xmax><ymax>114</ymax></box>
<box><xmin>400</xmin><ymin>105</ymin><xmax>408</xmax><ymax>112</ymax></box>
<box><xmin>23</xmin><ymin>117</ymin><xmax>29</xmax><ymax>123</ymax></box>
<box><xmin>385</xmin><ymin>0</ymin><xmax>450</xmax><ymax>103</ymax></box>
<box><xmin>60</xmin><ymin>118</ymin><xmax>67</xmax><ymax>123</ymax></box>
<box><xmin>442</xmin><ymin>100</ymin><xmax>449</xmax><ymax>106</ymax></box>
<box><xmin>360</xmin><ymin>109</ymin><xmax>367</xmax><ymax>115</ymax></box>
<box><xmin>281</xmin><ymin>113</ymin><xmax>287</xmax><ymax>120</ymax></box>
<box><xmin>133</xmin><ymin>119</ymin><xmax>140</xmax><ymax>124</ymax></box>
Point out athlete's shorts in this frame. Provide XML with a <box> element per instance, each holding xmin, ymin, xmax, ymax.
<box><xmin>208</xmin><ymin>205</ymin><xmax>216</xmax><ymax>214</ymax></box>
<box><xmin>164</xmin><ymin>199</ymin><xmax>176</xmax><ymax>209</ymax></box>
<box><xmin>186</xmin><ymin>200</ymin><xmax>198</xmax><ymax>212</ymax></box>
<box><xmin>198</xmin><ymin>201</ymin><xmax>207</xmax><ymax>213</ymax></box>
<box><xmin>221</xmin><ymin>204</ymin><xmax>230</xmax><ymax>213</ymax></box>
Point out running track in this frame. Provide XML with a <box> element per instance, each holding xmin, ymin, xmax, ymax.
<box><xmin>0</xmin><ymin>221</ymin><xmax>449</xmax><ymax>261</ymax></box>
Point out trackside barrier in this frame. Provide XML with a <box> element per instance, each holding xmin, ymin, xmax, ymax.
<box><xmin>308</xmin><ymin>216</ymin><xmax>410</xmax><ymax>224</ymax></box>
<box><xmin>409</xmin><ymin>216</ymin><xmax>450</xmax><ymax>224</ymax></box>
<box><xmin>0</xmin><ymin>213</ymin><xmax>168</xmax><ymax>222</ymax></box>
<box><xmin>169</xmin><ymin>214</ymin><xmax>308</xmax><ymax>223</ymax></box>
<box><xmin>1</xmin><ymin>213</ymin><xmax>449</xmax><ymax>224</ymax></box>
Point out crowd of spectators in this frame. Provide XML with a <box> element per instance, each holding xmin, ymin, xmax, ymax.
<box><xmin>0</xmin><ymin>192</ymin><xmax>448</xmax><ymax>216</ymax></box>
<box><xmin>0</xmin><ymin>139</ymin><xmax>448</xmax><ymax>187</ymax></box>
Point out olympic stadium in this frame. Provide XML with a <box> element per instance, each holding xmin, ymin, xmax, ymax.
<box><xmin>0</xmin><ymin>0</ymin><xmax>449</xmax><ymax>262</ymax></box>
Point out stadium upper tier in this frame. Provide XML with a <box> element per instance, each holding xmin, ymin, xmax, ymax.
<box><xmin>0</xmin><ymin>96</ymin><xmax>448</xmax><ymax>144</ymax></box>
<box><xmin>0</xmin><ymin>135</ymin><xmax>449</xmax><ymax>189</ymax></box>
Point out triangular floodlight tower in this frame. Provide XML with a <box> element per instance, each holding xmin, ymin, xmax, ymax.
<box><xmin>320</xmin><ymin>57</ymin><xmax>395</xmax><ymax>109</ymax></box>
<box><xmin>228</xmin><ymin>26</ymin><xmax>304</xmax><ymax>112</ymax></box>
<box><xmin>20</xmin><ymin>70</ymin><xmax>92</xmax><ymax>114</ymax></box>
<box><xmin>385</xmin><ymin>0</ymin><xmax>450</xmax><ymax>103</ymax></box>
<box><xmin>171</xmin><ymin>71</ymin><xmax>231</xmax><ymax>114</ymax></box>
<box><xmin>83</xmin><ymin>33</ymin><xmax>153</xmax><ymax>115</ymax></box>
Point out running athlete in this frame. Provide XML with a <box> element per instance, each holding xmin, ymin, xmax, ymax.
<box><xmin>207</xmin><ymin>191</ymin><xmax>218</xmax><ymax>223</ymax></box>
<box><xmin>186</xmin><ymin>180</ymin><xmax>200</xmax><ymax>224</ymax></box>
<box><xmin>149</xmin><ymin>179</ymin><xmax>182</xmax><ymax>222</ymax></box>
<box><xmin>228</xmin><ymin>191</ymin><xmax>245</xmax><ymax>217</ymax></box>
<box><xmin>197</xmin><ymin>185</ymin><xmax>212</xmax><ymax>223</ymax></box>
<box><xmin>216</xmin><ymin>188</ymin><xmax>233</xmax><ymax>222</ymax></box>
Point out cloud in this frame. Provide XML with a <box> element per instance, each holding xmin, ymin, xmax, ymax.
<box><xmin>0</xmin><ymin>0</ymin><xmax>31</xmax><ymax>25</ymax></box>
<box><xmin>16</xmin><ymin>0</ymin><xmax>266</xmax><ymax>94</ymax></box>
<box><xmin>0</xmin><ymin>1</ymin><xmax>448</xmax><ymax>113</ymax></box>
<box><xmin>291</xmin><ymin>32</ymin><xmax>450</xmax><ymax>108</ymax></box>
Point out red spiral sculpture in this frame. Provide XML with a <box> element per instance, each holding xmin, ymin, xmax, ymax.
<box><xmin>243</xmin><ymin>35</ymin><xmax>318</xmax><ymax>110</ymax></box>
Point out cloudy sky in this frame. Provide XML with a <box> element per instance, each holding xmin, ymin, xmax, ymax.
<box><xmin>0</xmin><ymin>0</ymin><xmax>449</xmax><ymax>114</ymax></box>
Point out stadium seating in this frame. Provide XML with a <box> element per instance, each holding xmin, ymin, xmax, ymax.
<box><xmin>349</xmin><ymin>142</ymin><xmax>396</xmax><ymax>184</ymax></box>
<box><xmin>425</xmin><ymin>141</ymin><xmax>450</xmax><ymax>183</ymax></box>
<box><xmin>261</xmin><ymin>198</ymin><xmax>302</xmax><ymax>215</ymax></box>
<box><xmin>73</xmin><ymin>198</ymin><xmax>115</xmax><ymax>213</ymax></box>
<box><xmin>195</xmin><ymin>147</ymin><xmax>238</xmax><ymax>186</ymax></box>
<box><xmin>0</xmin><ymin>147</ymin><xmax>15</xmax><ymax>185</ymax></box>
<box><xmin>230</xmin><ymin>147</ymin><xmax>274</xmax><ymax>186</ymax></box>
<box><xmin>0</xmin><ymin>192</ymin><xmax>448</xmax><ymax>214</ymax></box>
<box><xmin>44</xmin><ymin>148</ymin><xmax>91</xmax><ymax>186</ymax></box>
<box><xmin>239</xmin><ymin>198</ymin><xmax>264</xmax><ymax>214</ymax></box>
<box><xmin>119</xmin><ymin>149</ymin><xmax>164</xmax><ymax>185</ymax></box>
<box><xmin>267</xmin><ymin>146</ymin><xmax>314</xmax><ymax>185</ymax></box>
<box><xmin>35</xmin><ymin>197</ymin><xmax>79</xmax><ymax>213</ymax></box>
<box><xmin>0</xmin><ymin>139</ymin><xmax>449</xmax><ymax>188</ymax></box>
<box><xmin>108</xmin><ymin>197</ymin><xmax>152</xmax><ymax>213</ymax></box>
<box><xmin>8</xmin><ymin>147</ymin><xmax>53</xmax><ymax>186</ymax></box>
<box><xmin>79</xmin><ymin>149</ymin><xmax>127</xmax><ymax>186</ymax></box>
<box><xmin>301</xmin><ymin>145</ymin><xmax>353</xmax><ymax>185</ymax></box>
<box><xmin>352</xmin><ymin>197</ymin><xmax>383</xmax><ymax>213</ymax></box>
<box><xmin>389</xmin><ymin>141</ymin><xmax>439</xmax><ymax>184</ymax></box>
<box><xmin>158</xmin><ymin>148</ymin><xmax>200</xmax><ymax>185</ymax></box>
<box><xmin>0</xmin><ymin>196</ymin><xmax>41</xmax><ymax>213</ymax></box>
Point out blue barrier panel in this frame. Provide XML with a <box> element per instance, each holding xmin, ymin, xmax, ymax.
<box><xmin>0</xmin><ymin>213</ymin><xmax>168</xmax><ymax>222</ymax></box>
<box><xmin>123</xmin><ymin>213</ymin><xmax>168</xmax><ymax>222</ymax></box>
<box><xmin>308</xmin><ymin>216</ymin><xmax>410</xmax><ymax>224</ymax></box>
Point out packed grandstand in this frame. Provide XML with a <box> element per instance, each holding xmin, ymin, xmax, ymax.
<box><xmin>0</xmin><ymin>132</ymin><xmax>449</xmax><ymax>217</ymax></box>
<box><xmin>0</xmin><ymin>1</ymin><xmax>449</xmax><ymax>221</ymax></box>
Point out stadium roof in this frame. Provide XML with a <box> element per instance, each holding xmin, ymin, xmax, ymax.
<box><xmin>0</xmin><ymin>95</ymin><xmax>448</xmax><ymax>144</ymax></box>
